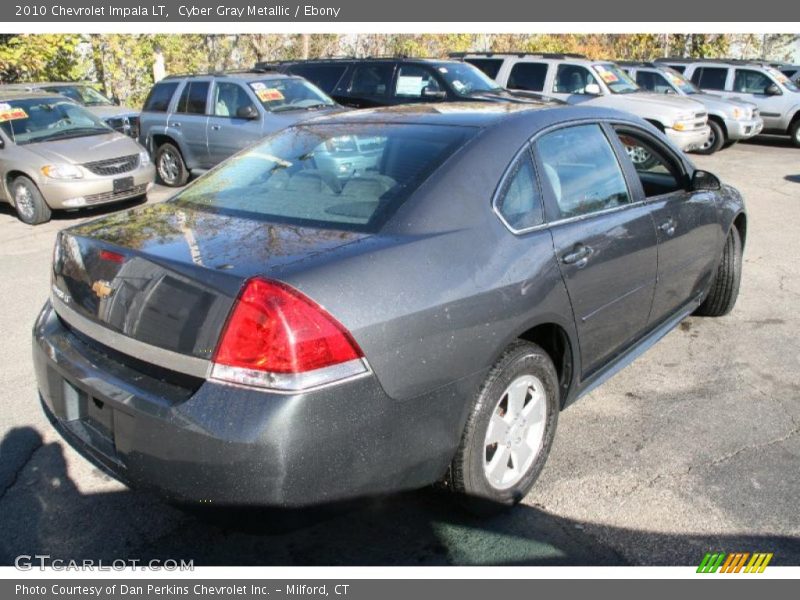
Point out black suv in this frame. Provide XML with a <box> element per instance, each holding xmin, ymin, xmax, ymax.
<box><xmin>256</xmin><ymin>57</ymin><xmax>555</xmax><ymax>108</ymax></box>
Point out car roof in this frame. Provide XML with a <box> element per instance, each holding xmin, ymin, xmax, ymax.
<box><xmin>297</xmin><ymin>101</ymin><xmax>636</xmax><ymax>130</ymax></box>
<box><xmin>162</xmin><ymin>69</ymin><xmax>302</xmax><ymax>82</ymax></box>
<box><xmin>0</xmin><ymin>89</ymin><xmax>72</xmax><ymax>102</ymax></box>
<box><xmin>454</xmin><ymin>52</ymin><xmax>595</xmax><ymax>65</ymax></box>
<box><xmin>264</xmin><ymin>57</ymin><xmax>470</xmax><ymax>67</ymax></box>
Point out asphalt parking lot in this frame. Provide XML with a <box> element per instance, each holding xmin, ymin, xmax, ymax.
<box><xmin>0</xmin><ymin>138</ymin><xmax>798</xmax><ymax>567</ymax></box>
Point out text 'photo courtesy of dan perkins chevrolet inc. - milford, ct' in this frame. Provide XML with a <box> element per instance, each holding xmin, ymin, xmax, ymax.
<box><xmin>41</xmin><ymin>4</ymin><xmax>342</xmax><ymax>18</ymax></box>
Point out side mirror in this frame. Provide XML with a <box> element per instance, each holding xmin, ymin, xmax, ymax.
<box><xmin>422</xmin><ymin>88</ymin><xmax>447</xmax><ymax>100</ymax></box>
<box><xmin>237</xmin><ymin>104</ymin><xmax>259</xmax><ymax>120</ymax></box>
<box><xmin>691</xmin><ymin>169</ymin><xmax>721</xmax><ymax>191</ymax></box>
<box><xmin>584</xmin><ymin>83</ymin><xmax>601</xmax><ymax>95</ymax></box>
<box><xmin>766</xmin><ymin>83</ymin><xmax>782</xmax><ymax>96</ymax></box>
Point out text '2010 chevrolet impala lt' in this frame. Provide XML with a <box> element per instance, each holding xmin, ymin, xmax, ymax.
<box><xmin>33</xmin><ymin>102</ymin><xmax>745</xmax><ymax>508</ymax></box>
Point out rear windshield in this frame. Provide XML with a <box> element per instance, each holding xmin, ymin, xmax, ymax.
<box><xmin>172</xmin><ymin>123</ymin><xmax>474</xmax><ymax>232</ymax></box>
<box><xmin>0</xmin><ymin>97</ymin><xmax>111</xmax><ymax>145</ymax></box>
<box><xmin>248</xmin><ymin>78</ymin><xmax>335</xmax><ymax>112</ymax></box>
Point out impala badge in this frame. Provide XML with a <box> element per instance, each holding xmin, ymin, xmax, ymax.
<box><xmin>91</xmin><ymin>280</ymin><xmax>114</xmax><ymax>300</ymax></box>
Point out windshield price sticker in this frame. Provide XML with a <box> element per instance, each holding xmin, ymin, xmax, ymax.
<box><xmin>0</xmin><ymin>107</ymin><xmax>28</xmax><ymax>122</ymax></box>
<box><xmin>255</xmin><ymin>88</ymin><xmax>284</xmax><ymax>102</ymax></box>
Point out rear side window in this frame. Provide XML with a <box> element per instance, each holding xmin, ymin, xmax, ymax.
<box><xmin>495</xmin><ymin>152</ymin><xmax>543</xmax><ymax>230</ymax></box>
<box><xmin>465</xmin><ymin>58</ymin><xmax>503</xmax><ymax>79</ymax></box>
<box><xmin>669</xmin><ymin>65</ymin><xmax>686</xmax><ymax>74</ymax></box>
<box><xmin>692</xmin><ymin>67</ymin><xmax>728</xmax><ymax>90</ymax></box>
<box><xmin>143</xmin><ymin>82</ymin><xmax>179</xmax><ymax>112</ymax></box>
<box><xmin>348</xmin><ymin>64</ymin><xmax>395</xmax><ymax>97</ymax></box>
<box><xmin>733</xmin><ymin>69</ymin><xmax>772</xmax><ymax>94</ymax></box>
<box><xmin>176</xmin><ymin>81</ymin><xmax>210</xmax><ymax>114</ymax></box>
<box><xmin>536</xmin><ymin>124</ymin><xmax>630</xmax><ymax>219</ymax></box>
<box><xmin>289</xmin><ymin>64</ymin><xmax>348</xmax><ymax>93</ymax></box>
<box><xmin>508</xmin><ymin>63</ymin><xmax>548</xmax><ymax>92</ymax></box>
<box><xmin>172</xmin><ymin>123</ymin><xmax>474</xmax><ymax>232</ymax></box>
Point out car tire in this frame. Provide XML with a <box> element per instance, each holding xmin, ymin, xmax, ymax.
<box><xmin>155</xmin><ymin>143</ymin><xmax>189</xmax><ymax>187</ymax></box>
<box><xmin>695</xmin><ymin>226</ymin><xmax>742</xmax><ymax>317</ymax></box>
<box><xmin>449</xmin><ymin>340</ymin><xmax>559</xmax><ymax>510</ymax></box>
<box><xmin>790</xmin><ymin>119</ymin><xmax>800</xmax><ymax>148</ymax></box>
<box><xmin>10</xmin><ymin>175</ymin><xmax>51</xmax><ymax>225</ymax></box>
<box><xmin>695</xmin><ymin>119</ymin><xmax>725</xmax><ymax>155</ymax></box>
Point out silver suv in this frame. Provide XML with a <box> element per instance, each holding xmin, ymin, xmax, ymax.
<box><xmin>620</xmin><ymin>62</ymin><xmax>763</xmax><ymax>154</ymax></box>
<box><xmin>138</xmin><ymin>69</ymin><xmax>342</xmax><ymax>187</ymax></box>
<box><xmin>656</xmin><ymin>58</ymin><xmax>800</xmax><ymax>147</ymax></box>
<box><xmin>1</xmin><ymin>82</ymin><xmax>140</xmax><ymax>138</ymax></box>
<box><xmin>457</xmin><ymin>52</ymin><xmax>711</xmax><ymax>154</ymax></box>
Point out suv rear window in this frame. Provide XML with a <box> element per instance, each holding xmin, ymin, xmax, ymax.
<box><xmin>172</xmin><ymin>123</ymin><xmax>474</xmax><ymax>232</ymax></box>
<box><xmin>143</xmin><ymin>81</ymin><xmax>179</xmax><ymax>112</ymax></box>
<box><xmin>288</xmin><ymin>64</ymin><xmax>348</xmax><ymax>93</ymax></box>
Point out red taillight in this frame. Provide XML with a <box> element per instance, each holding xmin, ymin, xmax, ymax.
<box><xmin>213</xmin><ymin>278</ymin><xmax>363</xmax><ymax>375</ymax></box>
<box><xmin>99</xmin><ymin>249</ymin><xmax>125</xmax><ymax>264</ymax></box>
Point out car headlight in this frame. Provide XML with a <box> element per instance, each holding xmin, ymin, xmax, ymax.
<box><xmin>732</xmin><ymin>107</ymin><xmax>752</xmax><ymax>120</ymax></box>
<box><xmin>139</xmin><ymin>150</ymin><xmax>151</xmax><ymax>167</ymax></box>
<box><xmin>41</xmin><ymin>164</ymin><xmax>83</xmax><ymax>180</ymax></box>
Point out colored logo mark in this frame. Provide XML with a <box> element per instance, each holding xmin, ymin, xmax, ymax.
<box><xmin>697</xmin><ymin>552</ymin><xmax>773</xmax><ymax>573</ymax></box>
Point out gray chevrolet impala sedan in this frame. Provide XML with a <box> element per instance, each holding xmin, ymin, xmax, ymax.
<box><xmin>33</xmin><ymin>102</ymin><xmax>745</xmax><ymax>508</ymax></box>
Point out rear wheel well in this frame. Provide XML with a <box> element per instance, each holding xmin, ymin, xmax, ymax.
<box><xmin>733</xmin><ymin>212</ymin><xmax>747</xmax><ymax>249</ymax></box>
<box><xmin>150</xmin><ymin>134</ymin><xmax>177</xmax><ymax>153</ymax></box>
<box><xmin>518</xmin><ymin>324</ymin><xmax>573</xmax><ymax>407</ymax></box>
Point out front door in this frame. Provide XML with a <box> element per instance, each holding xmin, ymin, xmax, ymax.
<box><xmin>207</xmin><ymin>81</ymin><xmax>263</xmax><ymax>165</ymax></box>
<box><xmin>610</xmin><ymin>125</ymin><xmax>722</xmax><ymax>326</ymax></box>
<box><xmin>535</xmin><ymin>123</ymin><xmax>658</xmax><ymax>376</ymax></box>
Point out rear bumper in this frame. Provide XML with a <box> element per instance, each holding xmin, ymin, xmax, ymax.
<box><xmin>39</xmin><ymin>165</ymin><xmax>155</xmax><ymax>209</ymax></box>
<box><xmin>33</xmin><ymin>301</ymin><xmax>467</xmax><ymax>506</ymax></box>
<box><xmin>724</xmin><ymin>117</ymin><xmax>764</xmax><ymax>141</ymax></box>
<box><xmin>664</xmin><ymin>125</ymin><xmax>711</xmax><ymax>151</ymax></box>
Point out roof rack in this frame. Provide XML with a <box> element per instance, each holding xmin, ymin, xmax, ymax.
<box><xmin>655</xmin><ymin>57</ymin><xmax>776</xmax><ymax>66</ymax></box>
<box><xmin>616</xmin><ymin>60</ymin><xmax>660</xmax><ymax>68</ymax></box>
<box><xmin>163</xmin><ymin>67</ymin><xmax>277</xmax><ymax>80</ymax></box>
<box><xmin>449</xmin><ymin>51</ymin><xmax>587</xmax><ymax>59</ymax></box>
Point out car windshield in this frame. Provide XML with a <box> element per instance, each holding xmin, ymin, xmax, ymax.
<box><xmin>436</xmin><ymin>63</ymin><xmax>503</xmax><ymax>95</ymax></box>
<box><xmin>46</xmin><ymin>85</ymin><xmax>115</xmax><ymax>106</ymax></box>
<box><xmin>248</xmin><ymin>78</ymin><xmax>335</xmax><ymax>112</ymax></box>
<box><xmin>660</xmin><ymin>67</ymin><xmax>700</xmax><ymax>94</ymax></box>
<box><xmin>172</xmin><ymin>123</ymin><xmax>475</xmax><ymax>232</ymax></box>
<box><xmin>765</xmin><ymin>67</ymin><xmax>800</xmax><ymax>92</ymax></box>
<box><xmin>0</xmin><ymin>98</ymin><xmax>112</xmax><ymax>145</ymax></box>
<box><xmin>593</xmin><ymin>64</ymin><xmax>639</xmax><ymax>94</ymax></box>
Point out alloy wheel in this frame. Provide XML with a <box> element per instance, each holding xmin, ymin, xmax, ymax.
<box><xmin>483</xmin><ymin>374</ymin><xmax>547</xmax><ymax>490</ymax></box>
<box><xmin>158</xmin><ymin>150</ymin><xmax>179</xmax><ymax>184</ymax></box>
<box><xmin>14</xmin><ymin>183</ymin><xmax>35</xmax><ymax>221</ymax></box>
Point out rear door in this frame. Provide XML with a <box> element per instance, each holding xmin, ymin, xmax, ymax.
<box><xmin>206</xmin><ymin>80</ymin><xmax>264</xmax><ymax>165</ymax></box>
<box><xmin>171</xmin><ymin>79</ymin><xmax>212</xmax><ymax>169</ymax></box>
<box><xmin>535</xmin><ymin>123</ymin><xmax>658</xmax><ymax>376</ymax></box>
<box><xmin>609</xmin><ymin>125</ymin><xmax>722</xmax><ymax>326</ymax></box>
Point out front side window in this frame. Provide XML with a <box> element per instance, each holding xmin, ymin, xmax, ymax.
<box><xmin>508</xmin><ymin>62</ymin><xmax>548</xmax><ymax>92</ymax></box>
<box><xmin>733</xmin><ymin>69</ymin><xmax>773</xmax><ymax>94</ymax></box>
<box><xmin>435</xmin><ymin>62</ymin><xmax>502</xmax><ymax>95</ymax></box>
<box><xmin>0</xmin><ymin>98</ymin><xmax>110</xmax><ymax>145</ymax></box>
<box><xmin>249</xmin><ymin>78</ymin><xmax>335</xmax><ymax>112</ymax></box>
<box><xmin>495</xmin><ymin>152</ymin><xmax>543</xmax><ymax>230</ymax></box>
<box><xmin>536</xmin><ymin>124</ymin><xmax>630</xmax><ymax>219</ymax></box>
<box><xmin>394</xmin><ymin>65</ymin><xmax>443</xmax><ymax>98</ymax></box>
<box><xmin>177</xmin><ymin>81</ymin><xmax>210</xmax><ymax>115</ymax></box>
<box><xmin>143</xmin><ymin>81</ymin><xmax>179</xmax><ymax>112</ymax></box>
<box><xmin>213</xmin><ymin>82</ymin><xmax>256</xmax><ymax>118</ymax></box>
<box><xmin>553</xmin><ymin>64</ymin><xmax>599</xmax><ymax>94</ymax></box>
<box><xmin>692</xmin><ymin>67</ymin><xmax>728</xmax><ymax>91</ymax></box>
<box><xmin>613</xmin><ymin>128</ymin><xmax>684</xmax><ymax>198</ymax></box>
<box><xmin>172</xmin><ymin>123</ymin><xmax>475</xmax><ymax>232</ymax></box>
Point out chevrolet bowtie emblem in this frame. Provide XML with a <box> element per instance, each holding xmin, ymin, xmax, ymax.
<box><xmin>91</xmin><ymin>280</ymin><xmax>114</xmax><ymax>300</ymax></box>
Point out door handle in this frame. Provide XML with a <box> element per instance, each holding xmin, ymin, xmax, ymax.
<box><xmin>210</xmin><ymin>124</ymin><xmax>221</xmax><ymax>131</ymax></box>
<box><xmin>171</xmin><ymin>122</ymin><xmax>181</xmax><ymax>128</ymax></box>
<box><xmin>658</xmin><ymin>218</ymin><xmax>676</xmax><ymax>237</ymax></box>
<box><xmin>561</xmin><ymin>244</ymin><xmax>594</xmax><ymax>267</ymax></box>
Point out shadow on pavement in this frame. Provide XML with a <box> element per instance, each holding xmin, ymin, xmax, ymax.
<box><xmin>0</xmin><ymin>426</ymin><xmax>798</xmax><ymax>567</ymax></box>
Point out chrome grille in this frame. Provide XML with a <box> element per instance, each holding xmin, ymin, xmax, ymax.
<box><xmin>83</xmin><ymin>154</ymin><xmax>139</xmax><ymax>176</ymax></box>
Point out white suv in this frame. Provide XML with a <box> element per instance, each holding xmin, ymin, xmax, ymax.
<box><xmin>455</xmin><ymin>53</ymin><xmax>712</xmax><ymax>153</ymax></box>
